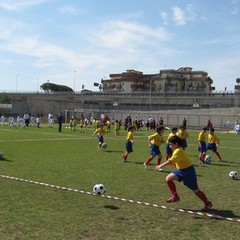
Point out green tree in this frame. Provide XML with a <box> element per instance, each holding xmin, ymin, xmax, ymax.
<box><xmin>0</xmin><ymin>93</ymin><xmax>11</xmax><ymax>103</ymax></box>
<box><xmin>40</xmin><ymin>82</ymin><xmax>74</xmax><ymax>92</ymax></box>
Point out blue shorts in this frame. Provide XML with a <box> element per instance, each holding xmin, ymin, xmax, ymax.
<box><xmin>206</xmin><ymin>143</ymin><xmax>217</xmax><ymax>152</ymax></box>
<box><xmin>150</xmin><ymin>144</ymin><xmax>161</xmax><ymax>156</ymax></box>
<box><xmin>166</xmin><ymin>143</ymin><xmax>172</xmax><ymax>155</ymax></box>
<box><xmin>126</xmin><ymin>141</ymin><xmax>133</xmax><ymax>153</ymax></box>
<box><xmin>181</xmin><ymin>139</ymin><xmax>187</xmax><ymax>149</ymax></box>
<box><xmin>173</xmin><ymin>165</ymin><xmax>198</xmax><ymax>191</ymax></box>
<box><xmin>199</xmin><ymin>141</ymin><xmax>206</xmax><ymax>152</ymax></box>
<box><xmin>97</xmin><ymin>134</ymin><xmax>103</xmax><ymax>143</ymax></box>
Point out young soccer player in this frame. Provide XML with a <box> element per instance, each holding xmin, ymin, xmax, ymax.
<box><xmin>165</xmin><ymin>127</ymin><xmax>178</xmax><ymax>161</ymax></box>
<box><xmin>206</xmin><ymin>128</ymin><xmax>222</xmax><ymax>161</ymax></box>
<box><xmin>79</xmin><ymin>119</ymin><xmax>84</xmax><ymax>133</ymax></box>
<box><xmin>106</xmin><ymin>119</ymin><xmax>111</xmax><ymax>133</ymax></box>
<box><xmin>177</xmin><ymin>124</ymin><xmax>189</xmax><ymax>150</ymax></box>
<box><xmin>122</xmin><ymin>125</ymin><xmax>135</xmax><ymax>162</ymax></box>
<box><xmin>143</xmin><ymin>126</ymin><xmax>165</xmax><ymax>169</ymax></box>
<box><xmin>114</xmin><ymin>120</ymin><xmax>120</xmax><ymax>135</ymax></box>
<box><xmin>155</xmin><ymin>135</ymin><xmax>213</xmax><ymax>211</ymax></box>
<box><xmin>198</xmin><ymin>126</ymin><xmax>208</xmax><ymax>163</ymax></box>
<box><xmin>69</xmin><ymin>116</ymin><xmax>77</xmax><ymax>132</ymax></box>
<box><xmin>92</xmin><ymin>124</ymin><xmax>108</xmax><ymax>149</ymax></box>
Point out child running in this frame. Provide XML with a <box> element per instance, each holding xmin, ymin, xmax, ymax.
<box><xmin>165</xmin><ymin>127</ymin><xmax>178</xmax><ymax>161</ymax></box>
<box><xmin>206</xmin><ymin>128</ymin><xmax>222</xmax><ymax>161</ymax></box>
<box><xmin>198</xmin><ymin>126</ymin><xmax>208</xmax><ymax>163</ymax></box>
<box><xmin>155</xmin><ymin>135</ymin><xmax>213</xmax><ymax>211</ymax></box>
<box><xmin>122</xmin><ymin>125</ymin><xmax>135</xmax><ymax>162</ymax></box>
<box><xmin>114</xmin><ymin>120</ymin><xmax>120</xmax><ymax>135</ymax></box>
<box><xmin>79</xmin><ymin>119</ymin><xmax>84</xmax><ymax>133</ymax></box>
<box><xmin>177</xmin><ymin>124</ymin><xmax>189</xmax><ymax>150</ymax></box>
<box><xmin>92</xmin><ymin>124</ymin><xmax>108</xmax><ymax>149</ymax></box>
<box><xmin>143</xmin><ymin>126</ymin><xmax>165</xmax><ymax>170</ymax></box>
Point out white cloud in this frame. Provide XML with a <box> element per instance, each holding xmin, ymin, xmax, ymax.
<box><xmin>0</xmin><ymin>0</ymin><xmax>51</xmax><ymax>11</ymax></box>
<box><xmin>86</xmin><ymin>20</ymin><xmax>171</xmax><ymax>49</ymax></box>
<box><xmin>57</xmin><ymin>6</ymin><xmax>86</xmax><ymax>15</ymax></box>
<box><xmin>160</xmin><ymin>11</ymin><xmax>168</xmax><ymax>25</ymax></box>
<box><xmin>172</xmin><ymin>6</ymin><xmax>186</xmax><ymax>25</ymax></box>
<box><xmin>171</xmin><ymin>5</ymin><xmax>199</xmax><ymax>25</ymax></box>
<box><xmin>0</xmin><ymin>59</ymin><xmax>12</xmax><ymax>64</ymax></box>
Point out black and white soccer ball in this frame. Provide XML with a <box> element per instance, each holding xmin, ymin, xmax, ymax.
<box><xmin>0</xmin><ymin>152</ymin><xmax>4</xmax><ymax>160</ymax></box>
<box><xmin>229</xmin><ymin>171</ymin><xmax>238</xmax><ymax>180</ymax></box>
<box><xmin>101</xmin><ymin>143</ymin><xmax>107</xmax><ymax>149</ymax></box>
<box><xmin>204</xmin><ymin>155</ymin><xmax>211</xmax><ymax>164</ymax></box>
<box><xmin>93</xmin><ymin>184</ymin><xmax>106</xmax><ymax>195</ymax></box>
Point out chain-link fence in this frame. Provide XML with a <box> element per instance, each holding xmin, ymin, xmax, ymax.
<box><xmin>64</xmin><ymin>108</ymin><xmax>240</xmax><ymax>131</ymax></box>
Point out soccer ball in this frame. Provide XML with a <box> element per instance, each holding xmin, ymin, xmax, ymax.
<box><xmin>0</xmin><ymin>152</ymin><xmax>4</xmax><ymax>160</ymax></box>
<box><xmin>229</xmin><ymin>171</ymin><xmax>238</xmax><ymax>179</ymax></box>
<box><xmin>93</xmin><ymin>184</ymin><xmax>105</xmax><ymax>195</ymax></box>
<box><xmin>204</xmin><ymin>155</ymin><xmax>211</xmax><ymax>164</ymax></box>
<box><xmin>101</xmin><ymin>143</ymin><xmax>107</xmax><ymax>149</ymax></box>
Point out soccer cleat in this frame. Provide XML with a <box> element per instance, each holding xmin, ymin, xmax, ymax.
<box><xmin>198</xmin><ymin>160</ymin><xmax>204</xmax><ymax>164</ymax></box>
<box><xmin>166</xmin><ymin>195</ymin><xmax>180</xmax><ymax>203</ymax></box>
<box><xmin>158</xmin><ymin>168</ymin><xmax>163</xmax><ymax>172</ymax></box>
<box><xmin>143</xmin><ymin>163</ymin><xmax>148</xmax><ymax>169</ymax></box>
<box><xmin>122</xmin><ymin>155</ymin><xmax>127</xmax><ymax>161</ymax></box>
<box><xmin>202</xmin><ymin>201</ymin><xmax>213</xmax><ymax>211</ymax></box>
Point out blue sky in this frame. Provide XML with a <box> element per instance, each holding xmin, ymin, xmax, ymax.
<box><xmin>0</xmin><ymin>0</ymin><xmax>239</xmax><ymax>92</ymax></box>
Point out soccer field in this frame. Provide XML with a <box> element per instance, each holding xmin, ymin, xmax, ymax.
<box><xmin>0</xmin><ymin>124</ymin><xmax>239</xmax><ymax>239</ymax></box>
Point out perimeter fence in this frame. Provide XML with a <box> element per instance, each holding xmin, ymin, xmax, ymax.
<box><xmin>64</xmin><ymin>108</ymin><xmax>240</xmax><ymax>131</ymax></box>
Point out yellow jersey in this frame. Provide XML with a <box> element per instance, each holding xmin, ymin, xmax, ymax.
<box><xmin>148</xmin><ymin>133</ymin><xmax>164</xmax><ymax>147</ymax></box>
<box><xmin>208</xmin><ymin>133</ymin><xmax>219</xmax><ymax>144</ymax></box>
<box><xmin>126</xmin><ymin>131</ymin><xmax>134</xmax><ymax>142</ymax></box>
<box><xmin>169</xmin><ymin>147</ymin><xmax>192</xmax><ymax>170</ymax></box>
<box><xmin>198</xmin><ymin>131</ymin><xmax>206</xmax><ymax>142</ymax></box>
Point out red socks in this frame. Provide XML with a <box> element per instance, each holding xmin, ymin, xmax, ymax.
<box><xmin>145</xmin><ymin>157</ymin><xmax>161</xmax><ymax>165</ymax></box>
<box><xmin>216</xmin><ymin>152</ymin><xmax>222</xmax><ymax>161</ymax></box>
<box><xmin>145</xmin><ymin>157</ymin><xmax>153</xmax><ymax>165</ymax></box>
<box><xmin>195</xmin><ymin>190</ymin><xmax>208</xmax><ymax>203</ymax></box>
<box><xmin>166</xmin><ymin>180</ymin><xmax>177</xmax><ymax>195</ymax></box>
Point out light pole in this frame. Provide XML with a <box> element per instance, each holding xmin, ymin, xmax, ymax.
<box><xmin>74</xmin><ymin>70</ymin><xmax>77</xmax><ymax>92</ymax></box>
<box><xmin>37</xmin><ymin>78</ymin><xmax>39</xmax><ymax>92</ymax></box>
<box><xmin>16</xmin><ymin>74</ymin><xmax>18</xmax><ymax>92</ymax></box>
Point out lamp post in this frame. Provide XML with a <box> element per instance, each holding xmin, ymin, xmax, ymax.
<box><xmin>16</xmin><ymin>74</ymin><xmax>18</xmax><ymax>92</ymax></box>
<box><xmin>47</xmin><ymin>80</ymin><xmax>49</xmax><ymax>92</ymax></box>
<box><xmin>37</xmin><ymin>78</ymin><xmax>39</xmax><ymax>92</ymax></box>
<box><xmin>74</xmin><ymin>70</ymin><xmax>77</xmax><ymax>92</ymax></box>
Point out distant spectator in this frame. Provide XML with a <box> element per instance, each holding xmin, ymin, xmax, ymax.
<box><xmin>182</xmin><ymin>118</ymin><xmax>187</xmax><ymax>130</ymax></box>
<box><xmin>57</xmin><ymin>113</ymin><xmax>63</xmax><ymax>132</ymax></box>
<box><xmin>207</xmin><ymin>119</ymin><xmax>213</xmax><ymax>130</ymax></box>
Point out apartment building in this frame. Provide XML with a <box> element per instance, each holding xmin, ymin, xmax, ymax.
<box><xmin>101</xmin><ymin>67</ymin><xmax>213</xmax><ymax>93</ymax></box>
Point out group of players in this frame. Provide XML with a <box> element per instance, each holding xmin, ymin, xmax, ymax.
<box><xmin>92</xmin><ymin>119</ymin><xmax>223</xmax><ymax>211</ymax></box>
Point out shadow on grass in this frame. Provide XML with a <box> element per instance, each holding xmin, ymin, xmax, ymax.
<box><xmin>104</xmin><ymin>205</ymin><xmax>120</xmax><ymax>210</ymax></box>
<box><xmin>194</xmin><ymin>162</ymin><xmax>239</xmax><ymax>167</ymax></box>
<box><xmin>104</xmin><ymin>150</ymin><xmax>123</xmax><ymax>153</ymax></box>
<box><xmin>0</xmin><ymin>158</ymin><xmax>13</xmax><ymax>162</ymax></box>
<box><xmin>211</xmin><ymin>162</ymin><xmax>239</xmax><ymax>167</ymax></box>
<box><xmin>215</xmin><ymin>160</ymin><xmax>240</xmax><ymax>165</ymax></box>
<box><xmin>192</xmin><ymin>208</ymin><xmax>240</xmax><ymax>221</ymax></box>
<box><xmin>189</xmin><ymin>154</ymin><xmax>199</xmax><ymax>158</ymax></box>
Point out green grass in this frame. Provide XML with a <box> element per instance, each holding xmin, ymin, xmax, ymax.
<box><xmin>0</xmin><ymin>124</ymin><xmax>240</xmax><ymax>240</ymax></box>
